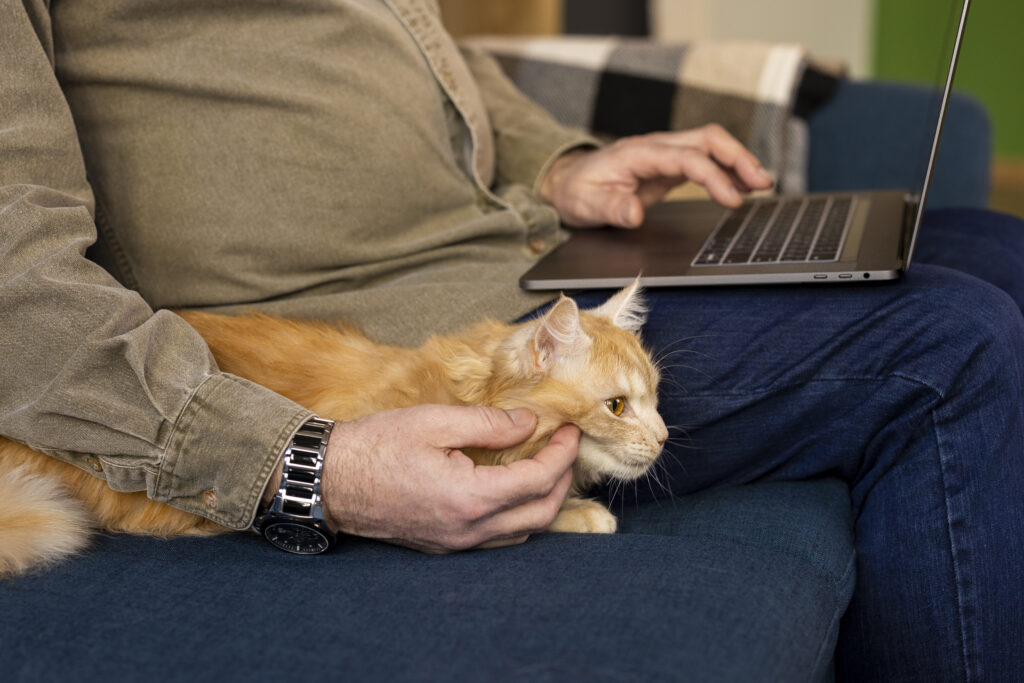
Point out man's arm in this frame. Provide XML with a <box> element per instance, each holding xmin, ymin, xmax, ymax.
<box><xmin>539</xmin><ymin>126</ymin><xmax>775</xmax><ymax>228</ymax></box>
<box><xmin>458</xmin><ymin>45</ymin><xmax>599</xmax><ymax>194</ymax></box>
<box><xmin>0</xmin><ymin>0</ymin><xmax>310</xmax><ymax>529</ymax></box>
<box><xmin>3</xmin><ymin>2</ymin><xmax>576</xmax><ymax>546</ymax></box>
<box><xmin>459</xmin><ymin>46</ymin><xmax>773</xmax><ymax>229</ymax></box>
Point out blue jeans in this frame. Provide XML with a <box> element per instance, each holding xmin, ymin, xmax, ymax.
<box><xmin>570</xmin><ymin>208</ymin><xmax>1024</xmax><ymax>682</ymax></box>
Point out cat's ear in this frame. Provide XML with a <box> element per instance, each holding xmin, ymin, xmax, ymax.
<box><xmin>590</xmin><ymin>278</ymin><xmax>647</xmax><ymax>332</ymax></box>
<box><xmin>532</xmin><ymin>295</ymin><xmax>584</xmax><ymax>371</ymax></box>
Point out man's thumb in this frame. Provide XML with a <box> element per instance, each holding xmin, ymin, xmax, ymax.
<box><xmin>425</xmin><ymin>405</ymin><xmax>537</xmax><ymax>450</ymax></box>
<box><xmin>614</xmin><ymin>196</ymin><xmax>644</xmax><ymax>228</ymax></box>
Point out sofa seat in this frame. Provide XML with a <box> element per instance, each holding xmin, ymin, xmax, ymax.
<box><xmin>3</xmin><ymin>480</ymin><xmax>853</xmax><ymax>682</ymax></box>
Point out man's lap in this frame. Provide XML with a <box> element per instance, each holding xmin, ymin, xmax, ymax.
<box><xmin>563</xmin><ymin>208</ymin><xmax>1024</xmax><ymax>680</ymax></box>
<box><xmin>568</xmin><ymin>208</ymin><xmax>1024</xmax><ymax>503</ymax></box>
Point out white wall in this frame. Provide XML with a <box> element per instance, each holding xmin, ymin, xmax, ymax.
<box><xmin>650</xmin><ymin>0</ymin><xmax>875</xmax><ymax>78</ymax></box>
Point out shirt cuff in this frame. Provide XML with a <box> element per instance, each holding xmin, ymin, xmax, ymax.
<box><xmin>155</xmin><ymin>373</ymin><xmax>313</xmax><ymax>529</ymax></box>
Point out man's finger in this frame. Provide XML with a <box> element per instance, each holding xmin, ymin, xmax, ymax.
<box><xmin>472</xmin><ymin>424</ymin><xmax>579</xmax><ymax>507</ymax></box>
<box><xmin>412</xmin><ymin>404</ymin><xmax>538</xmax><ymax>451</ymax></box>
<box><xmin>651</xmin><ymin>126</ymin><xmax>772</xmax><ymax>192</ymax></box>
<box><xmin>475</xmin><ymin>465</ymin><xmax>574</xmax><ymax>540</ymax></box>
<box><xmin>698</xmin><ymin>124</ymin><xmax>774</xmax><ymax>190</ymax></box>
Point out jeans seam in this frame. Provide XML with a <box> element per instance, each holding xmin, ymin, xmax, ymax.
<box><xmin>810</xmin><ymin>549</ymin><xmax>857</xmax><ymax>682</ymax></box>
<box><xmin>931</xmin><ymin>408</ymin><xmax>972</xmax><ymax>682</ymax></box>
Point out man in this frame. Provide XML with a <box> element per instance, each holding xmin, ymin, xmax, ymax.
<box><xmin>1</xmin><ymin>0</ymin><xmax>770</xmax><ymax>552</ymax></box>
<box><xmin>2</xmin><ymin>1</ymin><xmax>1022</xmax><ymax>679</ymax></box>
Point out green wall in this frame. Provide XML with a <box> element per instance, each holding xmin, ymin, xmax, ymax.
<box><xmin>873</xmin><ymin>0</ymin><xmax>1024</xmax><ymax>161</ymax></box>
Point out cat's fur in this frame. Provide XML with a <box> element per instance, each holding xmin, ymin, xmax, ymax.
<box><xmin>0</xmin><ymin>282</ymin><xmax>666</xmax><ymax>576</ymax></box>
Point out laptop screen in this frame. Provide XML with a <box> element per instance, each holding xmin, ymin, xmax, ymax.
<box><xmin>904</xmin><ymin>0</ymin><xmax>972</xmax><ymax>268</ymax></box>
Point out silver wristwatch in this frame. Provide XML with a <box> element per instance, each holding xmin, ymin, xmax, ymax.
<box><xmin>253</xmin><ymin>416</ymin><xmax>337</xmax><ymax>555</ymax></box>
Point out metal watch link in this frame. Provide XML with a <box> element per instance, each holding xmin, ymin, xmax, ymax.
<box><xmin>253</xmin><ymin>416</ymin><xmax>337</xmax><ymax>555</ymax></box>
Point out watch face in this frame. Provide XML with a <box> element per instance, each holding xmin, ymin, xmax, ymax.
<box><xmin>263</xmin><ymin>522</ymin><xmax>331</xmax><ymax>555</ymax></box>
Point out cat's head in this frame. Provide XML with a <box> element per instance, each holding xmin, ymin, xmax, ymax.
<box><xmin>497</xmin><ymin>280</ymin><xmax>668</xmax><ymax>482</ymax></box>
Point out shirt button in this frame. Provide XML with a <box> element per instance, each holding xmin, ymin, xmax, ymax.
<box><xmin>528</xmin><ymin>237</ymin><xmax>547</xmax><ymax>255</ymax></box>
<box><xmin>202</xmin><ymin>489</ymin><xmax>218</xmax><ymax>510</ymax></box>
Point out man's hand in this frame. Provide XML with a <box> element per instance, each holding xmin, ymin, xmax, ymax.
<box><xmin>318</xmin><ymin>405</ymin><xmax>579</xmax><ymax>553</ymax></box>
<box><xmin>539</xmin><ymin>124</ymin><xmax>775</xmax><ymax>229</ymax></box>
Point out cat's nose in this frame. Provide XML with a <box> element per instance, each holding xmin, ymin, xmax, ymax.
<box><xmin>655</xmin><ymin>424</ymin><xmax>668</xmax><ymax>447</ymax></box>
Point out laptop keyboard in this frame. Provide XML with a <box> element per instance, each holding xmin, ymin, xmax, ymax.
<box><xmin>694</xmin><ymin>196</ymin><xmax>855</xmax><ymax>266</ymax></box>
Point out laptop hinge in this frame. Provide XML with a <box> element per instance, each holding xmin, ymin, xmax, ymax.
<box><xmin>901</xmin><ymin>192</ymin><xmax>922</xmax><ymax>264</ymax></box>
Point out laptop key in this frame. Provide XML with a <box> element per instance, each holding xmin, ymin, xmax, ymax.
<box><xmin>752</xmin><ymin>200</ymin><xmax>800</xmax><ymax>262</ymax></box>
<box><xmin>723</xmin><ymin>202</ymin><xmax>777</xmax><ymax>264</ymax></box>
<box><xmin>695</xmin><ymin>204</ymin><xmax>752</xmax><ymax>265</ymax></box>
<box><xmin>809</xmin><ymin>198</ymin><xmax>853</xmax><ymax>261</ymax></box>
<box><xmin>780</xmin><ymin>198</ymin><xmax>827</xmax><ymax>262</ymax></box>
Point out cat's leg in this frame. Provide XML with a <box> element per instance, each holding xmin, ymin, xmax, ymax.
<box><xmin>547</xmin><ymin>497</ymin><xmax>617</xmax><ymax>533</ymax></box>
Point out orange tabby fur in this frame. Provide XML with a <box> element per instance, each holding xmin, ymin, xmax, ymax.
<box><xmin>0</xmin><ymin>283</ymin><xmax>666</xmax><ymax>576</ymax></box>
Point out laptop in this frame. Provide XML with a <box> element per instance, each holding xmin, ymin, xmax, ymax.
<box><xmin>520</xmin><ymin>0</ymin><xmax>972</xmax><ymax>291</ymax></box>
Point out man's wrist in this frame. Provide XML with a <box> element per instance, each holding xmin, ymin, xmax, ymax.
<box><xmin>259</xmin><ymin>459</ymin><xmax>285</xmax><ymax>510</ymax></box>
<box><xmin>253</xmin><ymin>416</ymin><xmax>337</xmax><ymax>554</ymax></box>
<box><xmin>538</xmin><ymin>147</ymin><xmax>590</xmax><ymax>205</ymax></box>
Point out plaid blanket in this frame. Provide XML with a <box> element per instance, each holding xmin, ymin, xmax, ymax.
<box><xmin>466</xmin><ymin>35</ymin><xmax>828</xmax><ymax>194</ymax></box>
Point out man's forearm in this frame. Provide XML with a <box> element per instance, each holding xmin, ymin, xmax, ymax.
<box><xmin>458</xmin><ymin>45</ymin><xmax>598</xmax><ymax>191</ymax></box>
<box><xmin>0</xmin><ymin>0</ymin><xmax>311</xmax><ymax>529</ymax></box>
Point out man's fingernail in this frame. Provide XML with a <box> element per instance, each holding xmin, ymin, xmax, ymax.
<box><xmin>507</xmin><ymin>408</ymin><xmax>535</xmax><ymax>428</ymax></box>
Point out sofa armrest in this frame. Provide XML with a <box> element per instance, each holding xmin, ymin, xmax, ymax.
<box><xmin>805</xmin><ymin>80</ymin><xmax>991</xmax><ymax>208</ymax></box>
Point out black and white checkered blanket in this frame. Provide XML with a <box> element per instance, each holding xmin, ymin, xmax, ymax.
<box><xmin>468</xmin><ymin>36</ymin><xmax>834</xmax><ymax>194</ymax></box>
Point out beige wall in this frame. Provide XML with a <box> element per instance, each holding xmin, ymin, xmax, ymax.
<box><xmin>650</xmin><ymin>0</ymin><xmax>875</xmax><ymax>77</ymax></box>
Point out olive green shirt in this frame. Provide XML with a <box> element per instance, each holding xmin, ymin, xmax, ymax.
<box><xmin>0</xmin><ymin>0</ymin><xmax>591</xmax><ymax>527</ymax></box>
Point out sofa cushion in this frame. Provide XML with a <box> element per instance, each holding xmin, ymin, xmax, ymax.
<box><xmin>806</xmin><ymin>80</ymin><xmax>991</xmax><ymax>207</ymax></box>
<box><xmin>2</xmin><ymin>479</ymin><xmax>853</xmax><ymax>682</ymax></box>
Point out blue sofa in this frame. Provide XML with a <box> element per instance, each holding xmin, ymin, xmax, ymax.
<box><xmin>1</xmin><ymin>79</ymin><xmax>991</xmax><ymax>681</ymax></box>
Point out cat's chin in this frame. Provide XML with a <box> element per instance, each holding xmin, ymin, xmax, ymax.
<box><xmin>577</xmin><ymin>437</ymin><xmax>655</xmax><ymax>482</ymax></box>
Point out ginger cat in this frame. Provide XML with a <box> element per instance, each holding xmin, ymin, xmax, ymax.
<box><xmin>0</xmin><ymin>282</ymin><xmax>667</xmax><ymax>576</ymax></box>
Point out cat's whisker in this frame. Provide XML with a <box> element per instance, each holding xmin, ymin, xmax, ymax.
<box><xmin>653</xmin><ymin>347</ymin><xmax>716</xmax><ymax>370</ymax></box>
<box><xmin>655</xmin><ymin>375</ymin><xmax>690</xmax><ymax>395</ymax></box>
<box><xmin>644</xmin><ymin>470</ymin><xmax>660</xmax><ymax>503</ymax></box>
<box><xmin>657</xmin><ymin>448</ymin><xmax>689</xmax><ymax>479</ymax></box>
<box><xmin>650</xmin><ymin>333</ymin><xmax>723</xmax><ymax>358</ymax></box>
<box><xmin>644</xmin><ymin>461</ymin><xmax>670</xmax><ymax>496</ymax></box>
<box><xmin>665</xmin><ymin>423</ymin><xmax>695</xmax><ymax>439</ymax></box>
<box><xmin>612</xmin><ymin>478</ymin><xmax>627</xmax><ymax>518</ymax></box>
<box><xmin>651</xmin><ymin>341</ymin><xmax>721</xmax><ymax>374</ymax></box>
<box><xmin>656</xmin><ymin>362</ymin><xmax>714</xmax><ymax>383</ymax></box>
<box><xmin>652</xmin><ymin>457</ymin><xmax>676</xmax><ymax>486</ymax></box>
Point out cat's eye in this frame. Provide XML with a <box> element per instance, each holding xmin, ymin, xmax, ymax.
<box><xmin>605</xmin><ymin>397</ymin><xmax>626</xmax><ymax>416</ymax></box>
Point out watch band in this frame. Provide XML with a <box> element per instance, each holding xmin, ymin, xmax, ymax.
<box><xmin>254</xmin><ymin>416</ymin><xmax>337</xmax><ymax>554</ymax></box>
<box><xmin>277</xmin><ymin>416</ymin><xmax>333</xmax><ymax>516</ymax></box>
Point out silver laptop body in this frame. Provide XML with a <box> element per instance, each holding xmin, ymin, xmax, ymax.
<box><xmin>520</xmin><ymin>0</ymin><xmax>972</xmax><ymax>291</ymax></box>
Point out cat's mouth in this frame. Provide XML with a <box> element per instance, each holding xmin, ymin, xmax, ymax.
<box><xmin>615</xmin><ymin>456</ymin><xmax>657</xmax><ymax>481</ymax></box>
<box><xmin>577</xmin><ymin>436</ymin><xmax>658</xmax><ymax>481</ymax></box>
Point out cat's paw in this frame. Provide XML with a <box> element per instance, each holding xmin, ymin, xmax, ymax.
<box><xmin>547</xmin><ymin>498</ymin><xmax>618</xmax><ymax>534</ymax></box>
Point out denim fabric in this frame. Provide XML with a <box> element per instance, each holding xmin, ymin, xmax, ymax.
<box><xmin>0</xmin><ymin>480</ymin><xmax>853</xmax><ymax>683</ymax></box>
<box><xmin>571</xmin><ymin>209</ymin><xmax>1024</xmax><ymax>682</ymax></box>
